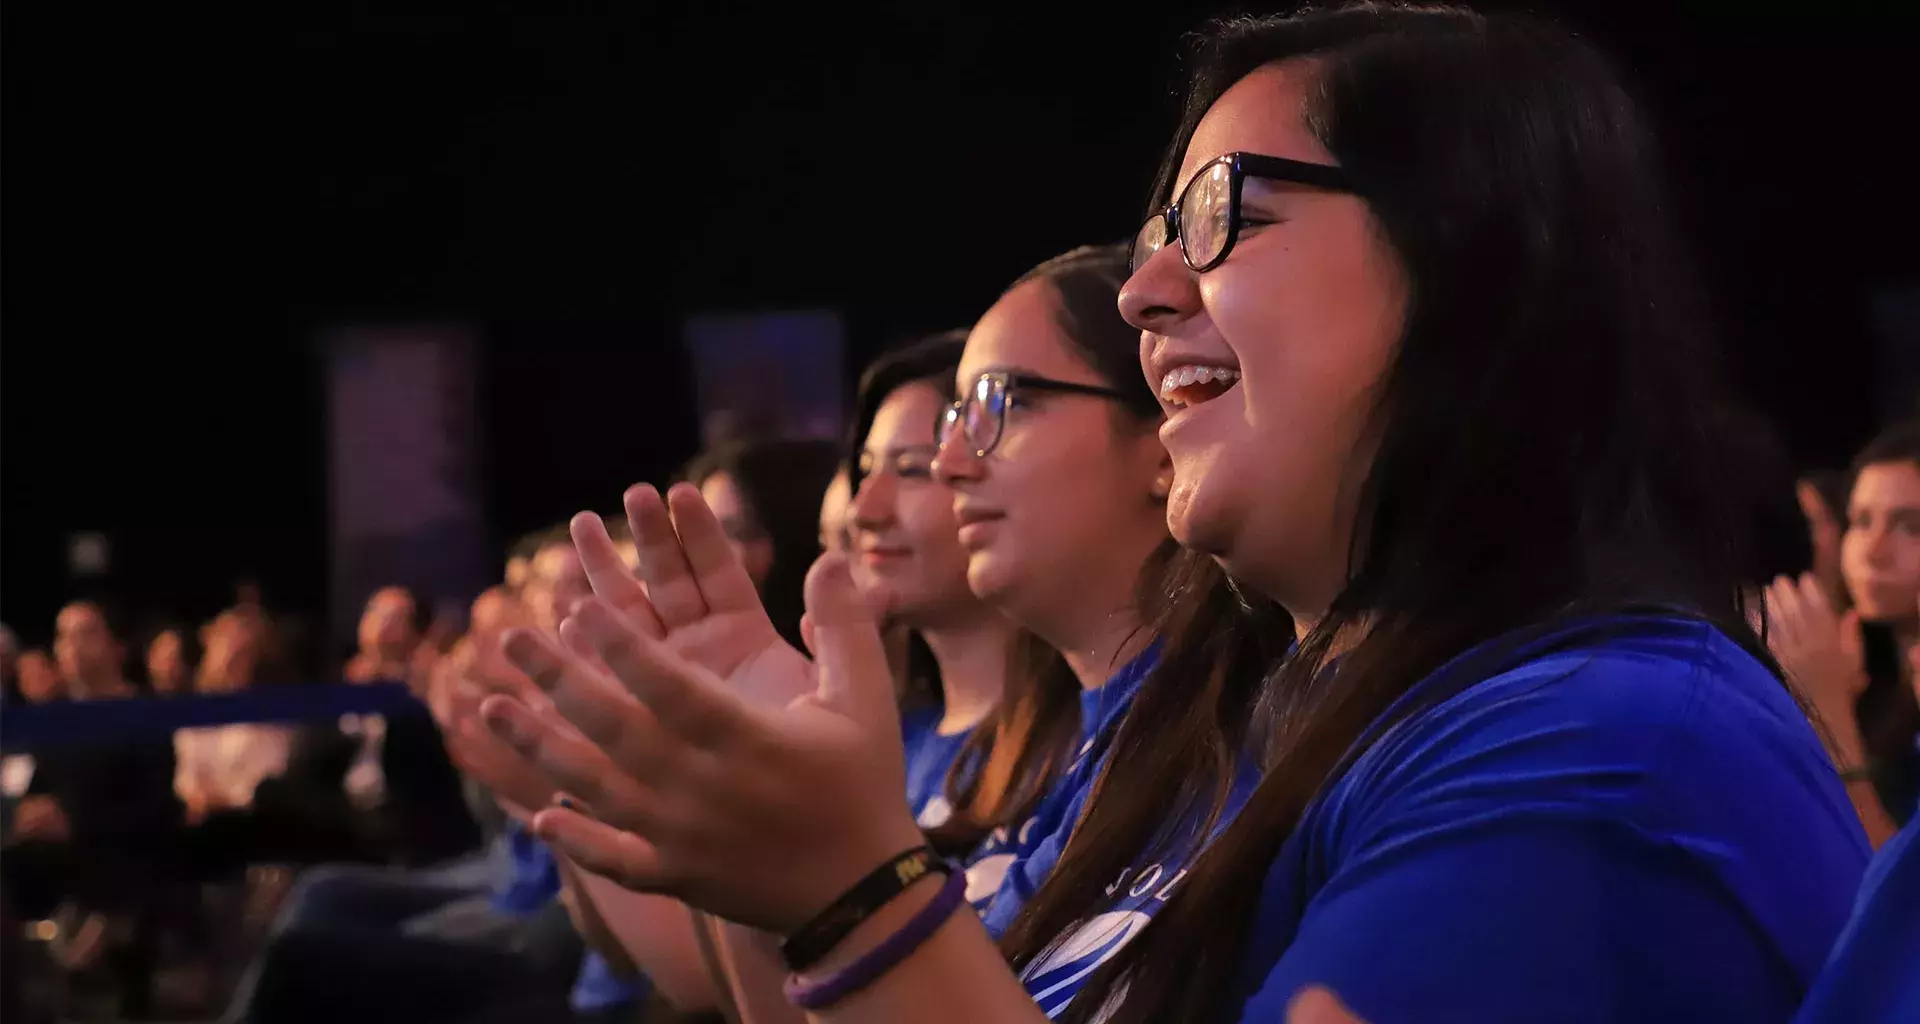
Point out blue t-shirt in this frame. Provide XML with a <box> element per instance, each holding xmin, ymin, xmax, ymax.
<box><xmin>905</xmin><ymin>719</ymin><xmax>974</xmax><ymax>829</ymax></box>
<box><xmin>1795</xmin><ymin>818</ymin><xmax>1920</xmax><ymax>1024</ymax></box>
<box><xmin>1223</xmin><ymin>614</ymin><xmax>1868</xmax><ymax>1023</ymax></box>
<box><xmin>570</xmin><ymin>951</ymin><xmax>646</xmax><ymax>1013</ymax></box>
<box><xmin>491</xmin><ymin>819</ymin><xmax>561</xmax><ymax>916</ymax></box>
<box><xmin>965</xmin><ymin>643</ymin><xmax>1161</xmax><ymax>918</ymax></box>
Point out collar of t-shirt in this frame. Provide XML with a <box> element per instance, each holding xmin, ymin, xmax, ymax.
<box><xmin>965</xmin><ymin>640</ymin><xmax>1164</xmax><ymax>916</ymax></box>
<box><xmin>570</xmin><ymin>951</ymin><xmax>646</xmax><ymax>1013</ymax></box>
<box><xmin>491</xmin><ymin>819</ymin><xmax>562</xmax><ymax>916</ymax></box>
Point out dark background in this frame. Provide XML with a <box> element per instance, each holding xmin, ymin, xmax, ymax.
<box><xmin>4</xmin><ymin>2</ymin><xmax>1915</xmax><ymax>647</ymax></box>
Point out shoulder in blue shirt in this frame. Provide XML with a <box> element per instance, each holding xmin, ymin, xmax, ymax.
<box><xmin>491</xmin><ymin>819</ymin><xmax>561</xmax><ymax>916</ymax></box>
<box><xmin>965</xmin><ymin>642</ymin><xmax>1162</xmax><ymax>916</ymax></box>
<box><xmin>570</xmin><ymin>951</ymin><xmax>645</xmax><ymax>1013</ymax></box>
<box><xmin>955</xmin><ymin>641</ymin><xmax>1259</xmax><ymax>1019</ymax></box>
<box><xmin>1228</xmin><ymin>614</ymin><xmax>1869</xmax><ymax>1023</ymax></box>
<box><xmin>1795</xmin><ymin>818</ymin><xmax>1920</xmax><ymax>1024</ymax></box>
<box><xmin>905</xmin><ymin>720</ymin><xmax>975</xmax><ymax>828</ymax></box>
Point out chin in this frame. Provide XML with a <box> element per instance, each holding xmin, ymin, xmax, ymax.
<box><xmin>964</xmin><ymin>555</ymin><xmax>1012</xmax><ymax>604</ymax></box>
<box><xmin>1854</xmin><ymin>594</ymin><xmax>1919</xmax><ymax>624</ymax></box>
<box><xmin>1165</xmin><ymin>483</ymin><xmax>1235</xmax><ymax>559</ymax></box>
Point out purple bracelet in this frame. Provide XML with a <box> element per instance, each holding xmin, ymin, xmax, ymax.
<box><xmin>783</xmin><ymin>866</ymin><xmax>968</xmax><ymax>1010</ymax></box>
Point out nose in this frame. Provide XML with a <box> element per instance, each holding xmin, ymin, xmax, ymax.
<box><xmin>1863</xmin><ymin>524</ymin><xmax>1895</xmax><ymax>568</ymax></box>
<box><xmin>1117</xmin><ymin>241</ymin><xmax>1203</xmax><ymax>335</ymax></box>
<box><xmin>931</xmin><ymin>431</ymin><xmax>985</xmax><ymax>488</ymax></box>
<box><xmin>849</xmin><ymin>471</ymin><xmax>896</xmax><ymax>532</ymax></box>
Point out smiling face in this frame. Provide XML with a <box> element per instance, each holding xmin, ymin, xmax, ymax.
<box><xmin>1841</xmin><ymin>459</ymin><xmax>1920</xmax><ymax>623</ymax></box>
<box><xmin>934</xmin><ymin>278</ymin><xmax>1170</xmax><ymax>638</ymax></box>
<box><xmin>1119</xmin><ymin>61</ymin><xmax>1409</xmax><ymax>615</ymax></box>
<box><xmin>849</xmin><ymin>382</ymin><xmax>978</xmax><ymax>625</ymax></box>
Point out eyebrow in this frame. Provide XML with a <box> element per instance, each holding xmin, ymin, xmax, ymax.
<box><xmin>864</xmin><ymin>443</ymin><xmax>939</xmax><ymax>458</ymax></box>
<box><xmin>961</xmin><ymin>364</ymin><xmax>1040</xmax><ymax>384</ymax></box>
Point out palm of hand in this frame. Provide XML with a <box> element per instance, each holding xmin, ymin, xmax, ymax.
<box><xmin>1765</xmin><ymin>573</ymin><xmax>1866</xmax><ymax>713</ymax></box>
<box><xmin>578</xmin><ymin>485</ymin><xmax>817</xmax><ymax>711</ymax></box>
<box><xmin>658</xmin><ymin>610</ymin><xmax>814</xmax><ymax>710</ymax></box>
<box><xmin>484</xmin><ymin>486</ymin><xmax>921</xmax><ymax>931</ymax></box>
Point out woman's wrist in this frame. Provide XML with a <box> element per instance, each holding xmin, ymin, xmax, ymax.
<box><xmin>780</xmin><ymin>814</ymin><xmax>928</xmax><ymax>936</ymax></box>
<box><xmin>793</xmin><ymin>871</ymin><xmax>948</xmax><ymax>980</ymax></box>
<box><xmin>1812</xmin><ymin>698</ymin><xmax>1867</xmax><ymax>768</ymax></box>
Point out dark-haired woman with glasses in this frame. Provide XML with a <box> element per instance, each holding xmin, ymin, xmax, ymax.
<box><xmin>923</xmin><ymin>246</ymin><xmax>1210</xmax><ymax>935</ymax></box>
<box><xmin>472</xmin><ymin>6</ymin><xmax>1864</xmax><ymax>1023</ymax></box>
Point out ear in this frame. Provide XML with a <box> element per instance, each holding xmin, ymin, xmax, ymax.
<box><xmin>1143</xmin><ymin>435</ymin><xmax>1174</xmax><ymax>503</ymax></box>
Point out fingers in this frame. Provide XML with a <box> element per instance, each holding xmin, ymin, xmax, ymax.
<box><xmin>1796</xmin><ymin>572</ymin><xmax>1834</xmax><ymax>622</ymax></box>
<box><xmin>1764</xmin><ymin>576</ymin><xmax>1802</xmax><ymax>650</ymax></box>
<box><xmin>662</xmin><ymin>482</ymin><xmax>765</xmax><ymax>616</ymax></box>
<box><xmin>479</xmin><ymin>694</ymin><xmax>664</xmax><ymax>824</ymax></box>
<box><xmin>571</xmin><ymin>512</ymin><xmax>666</xmax><ymax>640</ymax></box>
<box><xmin>449</xmin><ymin>715</ymin><xmax>557</xmax><ymax>813</ymax></box>
<box><xmin>531</xmin><ymin>804</ymin><xmax>669</xmax><ymax>894</ymax></box>
<box><xmin>501</xmin><ymin>627</ymin><xmax>649</xmax><ymax>750</ymax></box>
<box><xmin>802</xmin><ymin>553</ymin><xmax>897</xmax><ymax>732</ymax></box>
<box><xmin>625</xmin><ymin>485</ymin><xmax>710</xmax><ymax>630</ymax></box>
<box><xmin>565</xmin><ymin>596</ymin><xmax>751</xmax><ymax>744</ymax></box>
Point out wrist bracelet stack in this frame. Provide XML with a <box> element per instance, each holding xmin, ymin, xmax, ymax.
<box><xmin>778</xmin><ymin>845</ymin><xmax>968</xmax><ymax>1010</ymax></box>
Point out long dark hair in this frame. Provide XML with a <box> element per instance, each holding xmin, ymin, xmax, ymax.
<box><xmin>999</xmin><ymin>7</ymin><xmax>1785</xmax><ymax>1021</ymax></box>
<box><xmin>929</xmin><ymin>245</ymin><xmax>1176</xmax><ymax>853</ymax></box>
<box><xmin>682</xmin><ymin>438</ymin><xmax>842</xmax><ymax>649</ymax></box>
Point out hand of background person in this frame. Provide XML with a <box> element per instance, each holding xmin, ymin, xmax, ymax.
<box><xmin>1765</xmin><ymin>572</ymin><xmax>1867</xmax><ymax>759</ymax></box>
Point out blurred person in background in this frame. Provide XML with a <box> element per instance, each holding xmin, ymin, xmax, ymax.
<box><xmin>233</xmin><ymin>540</ymin><xmax>582</xmax><ymax>1024</ymax></box>
<box><xmin>0</xmin><ymin>623</ymin><xmax>16</xmax><ymax>702</ymax></box>
<box><xmin>1770</xmin><ymin>420</ymin><xmax>1920</xmax><ymax>847</ymax></box>
<box><xmin>5</xmin><ymin>601</ymin><xmax>182</xmax><ymax>1016</ymax></box>
<box><xmin>14</xmin><ymin>649</ymin><xmax>65</xmax><ymax>705</ymax></box>
<box><xmin>143</xmin><ymin>622</ymin><xmax>198</xmax><ymax>696</ymax></box>
<box><xmin>346</xmin><ymin>585</ymin><xmax>423</xmax><ymax>685</ymax></box>
<box><xmin>683</xmin><ymin>437</ymin><xmax>844</xmax><ymax>645</ymax></box>
<box><xmin>176</xmin><ymin>610</ymin><xmax>294</xmax><ymax>828</ymax></box>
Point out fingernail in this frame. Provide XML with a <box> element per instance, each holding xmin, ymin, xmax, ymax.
<box><xmin>554</xmin><ymin>794</ymin><xmax>577</xmax><ymax>811</ymax></box>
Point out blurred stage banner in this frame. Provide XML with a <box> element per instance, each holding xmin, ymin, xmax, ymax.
<box><xmin>322</xmin><ymin>326</ymin><xmax>490</xmax><ymax>653</ymax></box>
<box><xmin>684</xmin><ymin>310</ymin><xmax>845</xmax><ymax>444</ymax></box>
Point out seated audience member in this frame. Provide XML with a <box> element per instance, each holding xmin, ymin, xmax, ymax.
<box><xmin>142</xmin><ymin>621</ymin><xmax>197</xmax><ymax>696</ymax></box>
<box><xmin>15</xmin><ymin>648</ymin><xmax>65</xmax><ymax>705</ymax></box>
<box><xmin>5</xmin><ymin>602</ymin><xmax>182</xmax><ymax>1016</ymax></box>
<box><xmin>177</xmin><ymin>610</ymin><xmax>295</xmax><ymax>827</ymax></box>
<box><xmin>229</xmin><ymin>556</ymin><xmax>586</xmax><ymax>1024</ymax></box>
<box><xmin>1770</xmin><ymin>420</ymin><xmax>1920</xmax><ymax>845</ymax></box>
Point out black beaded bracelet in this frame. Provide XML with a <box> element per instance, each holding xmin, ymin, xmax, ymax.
<box><xmin>780</xmin><ymin>845</ymin><xmax>949</xmax><ymax>972</ymax></box>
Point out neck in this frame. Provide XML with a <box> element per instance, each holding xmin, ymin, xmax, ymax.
<box><xmin>917</xmin><ymin>606</ymin><xmax>1017</xmax><ymax>733</ymax></box>
<box><xmin>1036</xmin><ymin>606</ymin><xmax>1152</xmax><ymax>691</ymax></box>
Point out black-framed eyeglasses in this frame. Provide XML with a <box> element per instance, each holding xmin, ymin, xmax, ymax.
<box><xmin>1130</xmin><ymin>152</ymin><xmax>1361</xmax><ymax>275</ymax></box>
<box><xmin>936</xmin><ymin>371</ymin><xmax>1131</xmax><ymax>459</ymax></box>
